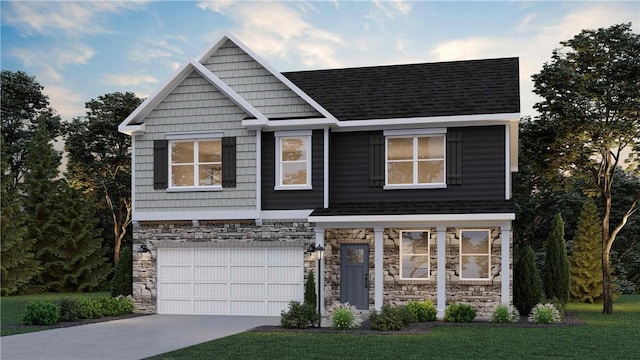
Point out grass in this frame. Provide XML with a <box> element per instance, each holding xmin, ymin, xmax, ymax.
<box><xmin>149</xmin><ymin>295</ymin><xmax>640</xmax><ymax>360</ymax></box>
<box><xmin>1</xmin><ymin>292</ymin><xmax>109</xmax><ymax>336</ymax></box>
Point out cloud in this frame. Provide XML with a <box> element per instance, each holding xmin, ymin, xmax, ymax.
<box><xmin>104</xmin><ymin>74</ymin><xmax>159</xmax><ymax>87</ymax></box>
<box><xmin>2</xmin><ymin>1</ymin><xmax>145</xmax><ymax>37</ymax></box>
<box><xmin>9</xmin><ymin>42</ymin><xmax>95</xmax><ymax>69</ymax></box>
<box><xmin>372</xmin><ymin>0</ymin><xmax>412</xmax><ymax>19</ymax></box>
<box><xmin>129</xmin><ymin>36</ymin><xmax>187</xmax><ymax>67</ymax></box>
<box><xmin>199</xmin><ymin>1</ymin><xmax>344</xmax><ymax>69</ymax></box>
<box><xmin>197</xmin><ymin>0</ymin><xmax>235</xmax><ymax>14</ymax></box>
<box><xmin>43</xmin><ymin>85</ymin><xmax>86</xmax><ymax>120</ymax></box>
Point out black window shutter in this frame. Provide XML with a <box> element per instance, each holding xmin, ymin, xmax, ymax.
<box><xmin>153</xmin><ymin>140</ymin><xmax>169</xmax><ymax>190</ymax></box>
<box><xmin>369</xmin><ymin>134</ymin><xmax>385</xmax><ymax>187</ymax></box>
<box><xmin>446</xmin><ymin>130</ymin><xmax>462</xmax><ymax>185</ymax></box>
<box><xmin>222</xmin><ymin>136</ymin><xmax>237</xmax><ymax>188</ymax></box>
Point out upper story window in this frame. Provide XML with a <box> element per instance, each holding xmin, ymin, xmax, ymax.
<box><xmin>275</xmin><ymin>131</ymin><xmax>312</xmax><ymax>190</ymax></box>
<box><xmin>400</xmin><ymin>230</ymin><xmax>430</xmax><ymax>280</ymax></box>
<box><xmin>385</xmin><ymin>130</ymin><xmax>445</xmax><ymax>189</ymax></box>
<box><xmin>170</xmin><ymin>139</ymin><xmax>222</xmax><ymax>188</ymax></box>
<box><xmin>460</xmin><ymin>229</ymin><xmax>492</xmax><ymax>280</ymax></box>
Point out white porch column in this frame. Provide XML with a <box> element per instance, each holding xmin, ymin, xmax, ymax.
<box><xmin>436</xmin><ymin>226</ymin><xmax>447</xmax><ymax>319</ymax></box>
<box><xmin>501</xmin><ymin>224</ymin><xmax>511</xmax><ymax>304</ymax></box>
<box><xmin>374</xmin><ymin>227</ymin><xmax>384</xmax><ymax>310</ymax></box>
<box><xmin>315</xmin><ymin>227</ymin><xmax>325</xmax><ymax>314</ymax></box>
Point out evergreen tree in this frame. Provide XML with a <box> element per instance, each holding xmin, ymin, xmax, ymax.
<box><xmin>570</xmin><ymin>198</ymin><xmax>603</xmax><ymax>303</ymax></box>
<box><xmin>543</xmin><ymin>213</ymin><xmax>570</xmax><ymax>305</ymax></box>
<box><xmin>1</xmin><ymin>141</ymin><xmax>41</xmax><ymax>295</ymax></box>
<box><xmin>111</xmin><ymin>247</ymin><xmax>133</xmax><ymax>297</ymax></box>
<box><xmin>513</xmin><ymin>245</ymin><xmax>542</xmax><ymax>315</ymax></box>
<box><xmin>304</xmin><ymin>270</ymin><xmax>317</xmax><ymax>306</ymax></box>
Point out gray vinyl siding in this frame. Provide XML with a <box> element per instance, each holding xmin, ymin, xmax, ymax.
<box><xmin>134</xmin><ymin>71</ymin><xmax>256</xmax><ymax>213</ymax></box>
<box><xmin>261</xmin><ymin>130</ymin><xmax>324</xmax><ymax>210</ymax></box>
<box><xmin>202</xmin><ymin>40</ymin><xmax>321</xmax><ymax>119</ymax></box>
<box><xmin>330</xmin><ymin>126</ymin><xmax>506</xmax><ymax>203</ymax></box>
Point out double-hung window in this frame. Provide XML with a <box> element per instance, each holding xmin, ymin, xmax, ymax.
<box><xmin>400</xmin><ymin>230</ymin><xmax>430</xmax><ymax>280</ymax></box>
<box><xmin>170</xmin><ymin>139</ymin><xmax>222</xmax><ymax>189</ymax></box>
<box><xmin>385</xmin><ymin>129</ymin><xmax>445</xmax><ymax>189</ymax></box>
<box><xmin>275</xmin><ymin>131</ymin><xmax>312</xmax><ymax>190</ymax></box>
<box><xmin>460</xmin><ymin>229</ymin><xmax>492</xmax><ymax>280</ymax></box>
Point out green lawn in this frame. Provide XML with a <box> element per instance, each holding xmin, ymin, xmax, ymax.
<box><xmin>149</xmin><ymin>295</ymin><xmax>640</xmax><ymax>360</ymax></box>
<box><xmin>1</xmin><ymin>292</ymin><xmax>109</xmax><ymax>336</ymax></box>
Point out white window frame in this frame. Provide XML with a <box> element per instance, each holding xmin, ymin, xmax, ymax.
<box><xmin>384</xmin><ymin>129</ymin><xmax>446</xmax><ymax>190</ymax></box>
<box><xmin>459</xmin><ymin>229</ymin><xmax>492</xmax><ymax>281</ymax></box>
<box><xmin>167</xmin><ymin>132</ymin><xmax>223</xmax><ymax>192</ymax></box>
<box><xmin>274</xmin><ymin>130</ymin><xmax>312</xmax><ymax>190</ymax></box>
<box><xmin>399</xmin><ymin>230</ymin><xmax>431</xmax><ymax>280</ymax></box>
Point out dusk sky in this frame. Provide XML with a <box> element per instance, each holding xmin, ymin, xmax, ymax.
<box><xmin>2</xmin><ymin>1</ymin><xmax>638</xmax><ymax>122</ymax></box>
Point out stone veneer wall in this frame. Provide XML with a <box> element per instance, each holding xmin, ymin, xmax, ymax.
<box><xmin>132</xmin><ymin>220</ymin><xmax>316</xmax><ymax>314</ymax></box>
<box><xmin>323</xmin><ymin>226</ymin><xmax>511</xmax><ymax>317</ymax></box>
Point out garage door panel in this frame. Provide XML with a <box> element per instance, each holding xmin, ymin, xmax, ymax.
<box><xmin>231</xmin><ymin>300</ymin><xmax>266</xmax><ymax>315</ymax></box>
<box><xmin>158</xmin><ymin>282</ymin><xmax>191</xmax><ymax>297</ymax></box>
<box><xmin>159</xmin><ymin>265</ymin><xmax>192</xmax><ymax>280</ymax></box>
<box><xmin>268</xmin><ymin>248</ymin><xmax>301</xmax><ymax>262</ymax></box>
<box><xmin>194</xmin><ymin>300</ymin><xmax>229</xmax><ymax>314</ymax></box>
<box><xmin>230</xmin><ymin>266</ymin><xmax>266</xmax><ymax>281</ymax></box>
<box><xmin>230</xmin><ymin>283</ymin><xmax>266</xmax><ymax>298</ymax></box>
<box><xmin>159</xmin><ymin>249</ymin><xmax>193</xmax><ymax>263</ymax></box>
<box><xmin>194</xmin><ymin>283</ymin><xmax>228</xmax><ymax>297</ymax></box>
<box><xmin>231</xmin><ymin>248</ymin><xmax>266</xmax><ymax>262</ymax></box>
<box><xmin>194</xmin><ymin>266</ymin><xmax>229</xmax><ymax>280</ymax></box>
<box><xmin>159</xmin><ymin>299</ymin><xmax>192</xmax><ymax>314</ymax></box>
<box><xmin>269</xmin><ymin>301</ymin><xmax>291</xmax><ymax>315</ymax></box>
<box><xmin>195</xmin><ymin>249</ymin><xmax>228</xmax><ymax>262</ymax></box>
<box><xmin>268</xmin><ymin>283</ymin><xmax>300</xmax><ymax>298</ymax></box>
<box><xmin>268</xmin><ymin>266</ymin><xmax>303</xmax><ymax>281</ymax></box>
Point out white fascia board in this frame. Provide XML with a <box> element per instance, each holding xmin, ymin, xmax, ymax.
<box><xmin>332</xmin><ymin>113</ymin><xmax>521</xmax><ymax>132</ymax></box>
<box><xmin>134</xmin><ymin>210</ymin><xmax>259</xmax><ymax>222</ymax></box>
<box><xmin>118</xmin><ymin>123</ymin><xmax>145</xmax><ymax>136</ymax></box>
<box><xmin>205</xmin><ymin>32</ymin><xmax>338</xmax><ymax>122</ymax></box>
<box><xmin>261</xmin><ymin>209</ymin><xmax>313</xmax><ymax>220</ymax></box>
<box><xmin>510</xmin><ymin>118</ymin><xmax>519</xmax><ymax>172</ymax></box>
<box><xmin>244</xmin><ymin>118</ymin><xmax>337</xmax><ymax>131</ymax></box>
<box><xmin>118</xmin><ymin>60</ymin><xmax>196</xmax><ymax>135</ymax></box>
<box><xmin>309</xmin><ymin>213</ymin><xmax>515</xmax><ymax>224</ymax></box>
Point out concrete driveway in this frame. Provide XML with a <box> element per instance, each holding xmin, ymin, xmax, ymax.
<box><xmin>1</xmin><ymin>315</ymin><xmax>280</xmax><ymax>360</ymax></box>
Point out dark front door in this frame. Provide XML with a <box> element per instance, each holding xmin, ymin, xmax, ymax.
<box><xmin>340</xmin><ymin>244</ymin><xmax>369</xmax><ymax>310</ymax></box>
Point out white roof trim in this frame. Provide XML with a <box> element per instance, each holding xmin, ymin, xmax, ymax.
<box><xmin>118</xmin><ymin>59</ymin><xmax>268</xmax><ymax>135</ymax></box>
<box><xmin>198</xmin><ymin>32</ymin><xmax>338</xmax><ymax>122</ymax></box>
<box><xmin>332</xmin><ymin>113</ymin><xmax>521</xmax><ymax>132</ymax></box>
<box><xmin>309</xmin><ymin>213</ymin><xmax>515</xmax><ymax>224</ymax></box>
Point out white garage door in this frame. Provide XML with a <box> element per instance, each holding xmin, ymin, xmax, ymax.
<box><xmin>157</xmin><ymin>247</ymin><xmax>303</xmax><ymax>315</ymax></box>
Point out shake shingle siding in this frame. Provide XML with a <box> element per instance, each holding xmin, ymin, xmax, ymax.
<box><xmin>329</xmin><ymin>126</ymin><xmax>506</xmax><ymax>203</ymax></box>
<box><xmin>202</xmin><ymin>40</ymin><xmax>320</xmax><ymax>119</ymax></box>
<box><xmin>261</xmin><ymin>130</ymin><xmax>324</xmax><ymax>210</ymax></box>
<box><xmin>135</xmin><ymin>71</ymin><xmax>256</xmax><ymax>213</ymax></box>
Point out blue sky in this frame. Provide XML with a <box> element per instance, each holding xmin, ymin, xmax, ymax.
<box><xmin>2</xmin><ymin>1</ymin><xmax>639</xmax><ymax>121</ymax></box>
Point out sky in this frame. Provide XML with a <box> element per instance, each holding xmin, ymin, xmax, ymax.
<box><xmin>1</xmin><ymin>1</ymin><xmax>639</xmax><ymax>123</ymax></box>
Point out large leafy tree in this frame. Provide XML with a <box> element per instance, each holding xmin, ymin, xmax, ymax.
<box><xmin>530</xmin><ymin>23</ymin><xmax>640</xmax><ymax>314</ymax></box>
<box><xmin>65</xmin><ymin>92</ymin><xmax>143</xmax><ymax>263</ymax></box>
<box><xmin>1</xmin><ymin>70</ymin><xmax>61</xmax><ymax>190</ymax></box>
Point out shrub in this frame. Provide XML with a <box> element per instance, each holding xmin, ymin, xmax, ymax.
<box><xmin>327</xmin><ymin>302</ymin><xmax>362</xmax><ymax>330</ymax></box>
<box><xmin>397</xmin><ymin>305</ymin><xmax>417</xmax><ymax>325</ymax></box>
<box><xmin>407</xmin><ymin>300</ymin><xmax>437</xmax><ymax>322</ymax></box>
<box><xmin>543</xmin><ymin>214</ymin><xmax>570</xmax><ymax>306</ymax></box>
<box><xmin>78</xmin><ymin>298</ymin><xmax>104</xmax><ymax>319</ymax></box>
<box><xmin>514</xmin><ymin>245</ymin><xmax>543</xmax><ymax>315</ymax></box>
<box><xmin>58</xmin><ymin>298</ymin><xmax>83</xmax><ymax>322</ymax></box>
<box><xmin>304</xmin><ymin>270</ymin><xmax>316</xmax><ymax>307</ymax></box>
<box><xmin>111</xmin><ymin>246</ymin><xmax>133</xmax><ymax>297</ymax></box>
<box><xmin>528</xmin><ymin>303</ymin><xmax>562</xmax><ymax>324</ymax></box>
<box><xmin>444</xmin><ymin>303</ymin><xmax>477</xmax><ymax>323</ymax></box>
<box><xmin>99</xmin><ymin>297</ymin><xmax>134</xmax><ymax>316</ymax></box>
<box><xmin>280</xmin><ymin>301</ymin><xmax>318</xmax><ymax>329</ymax></box>
<box><xmin>491</xmin><ymin>304</ymin><xmax>520</xmax><ymax>323</ymax></box>
<box><xmin>369</xmin><ymin>305</ymin><xmax>403</xmax><ymax>331</ymax></box>
<box><xmin>21</xmin><ymin>300</ymin><xmax>59</xmax><ymax>325</ymax></box>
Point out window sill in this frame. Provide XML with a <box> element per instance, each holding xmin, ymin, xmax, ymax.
<box><xmin>167</xmin><ymin>186</ymin><xmax>223</xmax><ymax>192</ymax></box>
<box><xmin>384</xmin><ymin>184</ymin><xmax>447</xmax><ymax>190</ymax></box>
<box><xmin>274</xmin><ymin>185</ymin><xmax>312</xmax><ymax>191</ymax></box>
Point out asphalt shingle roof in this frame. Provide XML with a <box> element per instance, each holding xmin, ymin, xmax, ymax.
<box><xmin>309</xmin><ymin>200</ymin><xmax>515</xmax><ymax>217</ymax></box>
<box><xmin>283</xmin><ymin>58</ymin><xmax>520</xmax><ymax>120</ymax></box>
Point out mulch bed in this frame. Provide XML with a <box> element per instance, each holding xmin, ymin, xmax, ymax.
<box><xmin>252</xmin><ymin>313</ymin><xmax>586</xmax><ymax>335</ymax></box>
<box><xmin>3</xmin><ymin>313</ymin><xmax>148</xmax><ymax>333</ymax></box>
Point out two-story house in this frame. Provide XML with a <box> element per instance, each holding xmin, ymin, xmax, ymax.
<box><xmin>119</xmin><ymin>33</ymin><xmax>519</xmax><ymax>318</ymax></box>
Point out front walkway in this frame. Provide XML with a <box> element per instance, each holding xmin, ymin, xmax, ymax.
<box><xmin>1</xmin><ymin>315</ymin><xmax>279</xmax><ymax>360</ymax></box>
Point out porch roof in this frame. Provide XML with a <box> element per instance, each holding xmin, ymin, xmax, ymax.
<box><xmin>309</xmin><ymin>199</ymin><xmax>515</xmax><ymax>217</ymax></box>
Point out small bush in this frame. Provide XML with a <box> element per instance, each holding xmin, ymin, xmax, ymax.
<box><xmin>281</xmin><ymin>301</ymin><xmax>319</xmax><ymax>329</ymax></box>
<box><xmin>304</xmin><ymin>270</ymin><xmax>316</xmax><ymax>307</ymax></box>
<box><xmin>21</xmin><ymin>300</ymin><xmax>60</xmax><ymax>325</ymax></box>
<box><xmin>444</xmin><ymin>303</ymin><xmax>477</xmax><ymax>323</ymax></box>
<box><xmin>111</xmin><ymin>247</ymin><xmax>133</xmax><ymax>297</ymax></box>
<box><xmin>327</xmin><ymin>302</ymin><xmax>362</xmax><ymax>330</ymax></box>
<box><xmin>397</xmin><ymin>305</ymin><xmax>417</xmax><ymax>325</ymax></box>
<box><xmin>78</xmin><ymin>298</ymin><xmax>104</xmax><ymax>319</ymax></box>
<box><xmin>491</xmin><ymin>304</ymin><xmax>520</xmax><ymax>323</ymax></box>
<box><xmin>407</xmin><ymin>300</ymin><xmax>437</xmax><ymax>322</ymax></box>
<box><xmin>99</xmin><ymin>297</ymin><xmax>134</xmax><ymax>317</ymax></box>
<box><xmin>528</xmin><ymin>303</ymin><xmax>562</xmax><ymax>324</ymax></box>
<box><xmin>58</xmin><ymin>298</ymin><xmax>84</xmax><ymax>322</ymax></box>
<box><xmin>369</xmin><ymin>305</ymin><xmax>404</xmax><ymax>331</ymax></box>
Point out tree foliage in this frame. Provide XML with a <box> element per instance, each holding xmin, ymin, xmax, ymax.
<box><xmin>570</xmin><ymin>198</ymin><xmax>603</xmax><ymax>302</ymax></box>
<box><xmin>65</xmin><ymin>92</ymin><xmax>143</xmax><ymax>263</ymax></box>
<box><xmin>530</xmin><ymin>23</ymin><xmax>640</xmax><ymax>313</ymax></box>
<box><xmin>304</xmin><ymin>270</ymin><xmax>317</xmax><ymax>307</ymax></box>
<box><xmin>513</xmin><ymin>245</ymin><xmax>543</xmax><ymax>315</ymax></box>
<box><xmin>1</xmin><ymin>70</ymin><xmax>61</xmax><ymax>190</ymax></box>
<box><xmin>111</xmin><ymin>247</ymin><xmax>133</xmax><ymax>297</ymax></box>
<box><xmin>544</xmin><ymin>214</ymin><xmax>570</xmax><ymax>305</ymax></box>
